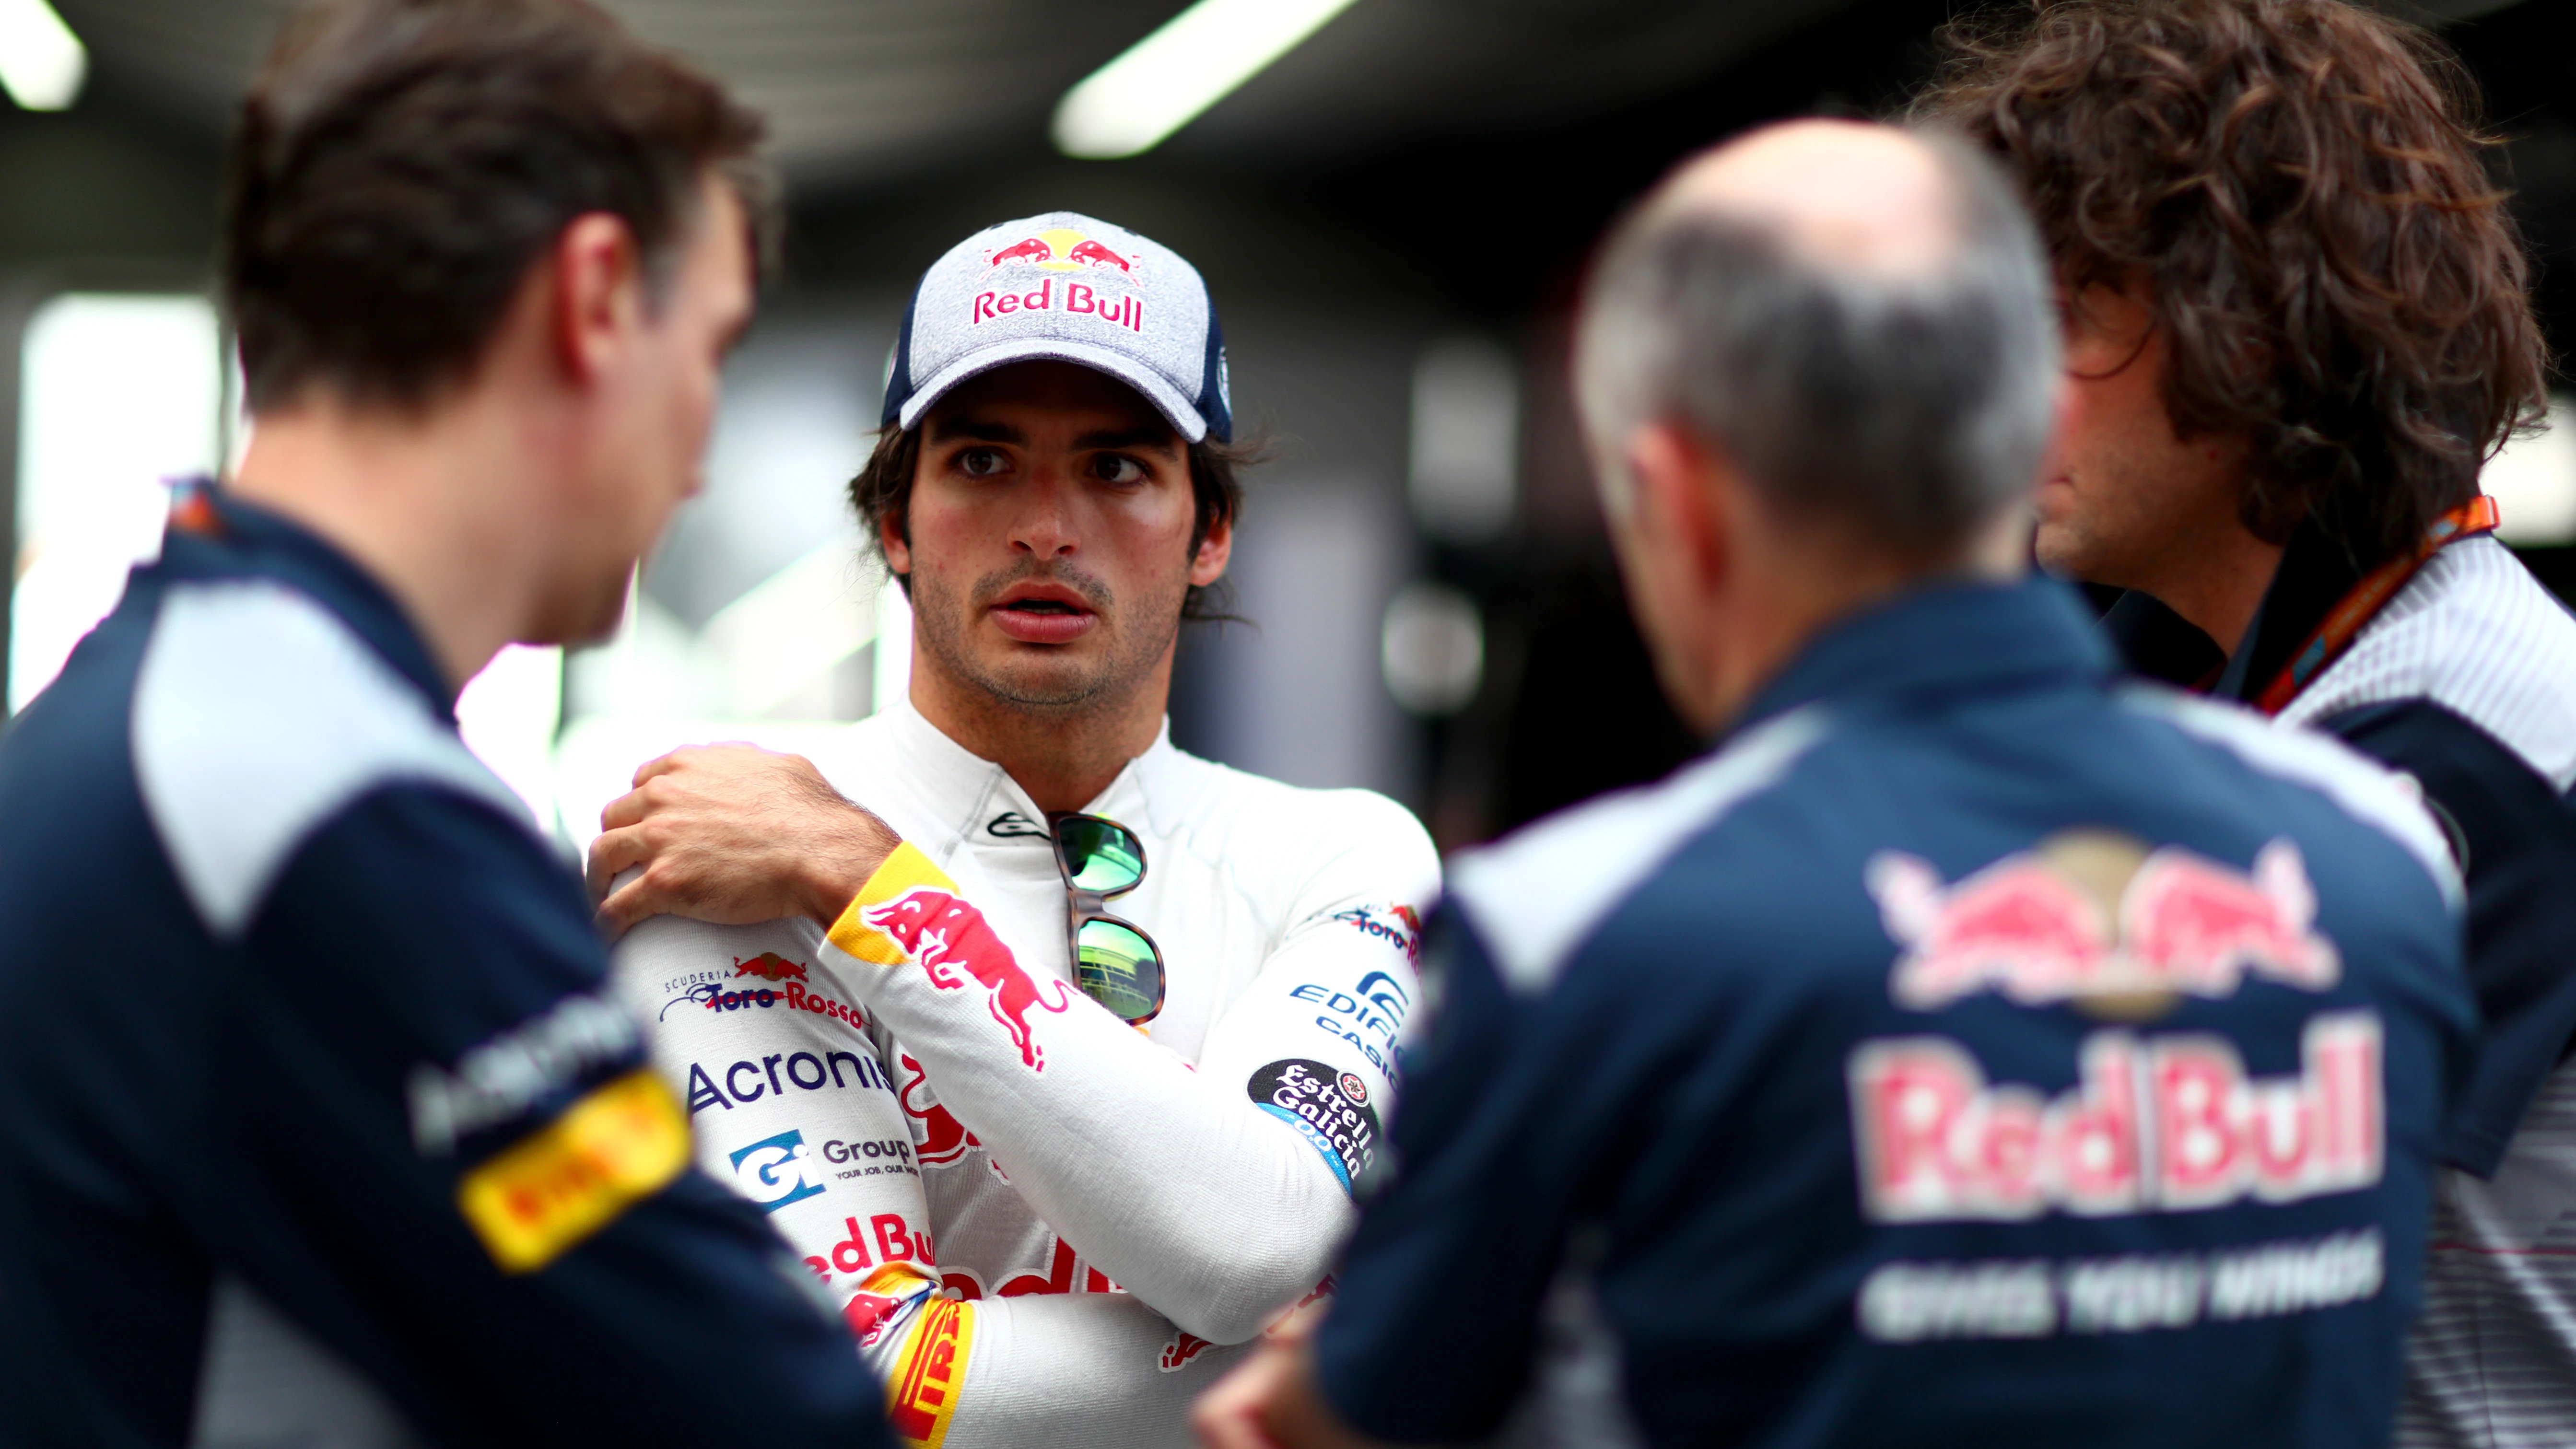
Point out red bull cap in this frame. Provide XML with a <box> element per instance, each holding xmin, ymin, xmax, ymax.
<box><xmin>881</xmin><ymin>210</ymin><xmax>1231</xmax><ymax>443</ymax></box>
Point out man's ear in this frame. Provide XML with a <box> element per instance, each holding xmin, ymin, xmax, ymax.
<box><xmin>1189</xmin><ymin>511</ymin><xmax>1233</xmax><ymax>588</ymax></box>
<box><xmin>1625</xmin><ymin>420</ymin><xmax>1732</xmax><ymax>600</ymax></box>
<box><xmin>878</xmin><ymin>505</ymin><xmax>913</xmax><ymax>577</ymax></box>
<box><xmin>550</xmin><ymin>212</ymin><xmax>647</xmax><ymax>387</ymax></box>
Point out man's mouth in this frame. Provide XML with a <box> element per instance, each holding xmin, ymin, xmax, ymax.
<box><xmin>989</xmin><ymin>586</ymin><xmax>1100</xmax><ymax>645</ymax></box>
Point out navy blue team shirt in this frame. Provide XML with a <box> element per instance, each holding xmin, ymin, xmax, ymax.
<box><xmin>1317</xmin><ymin>580</ymin><xmax>2473</xmax><ymax>1449</ymax></box>
<box><xmin>0</xmin><ymin>488</ymin><xmax>887</xmax><ymax>1448</ymax></box>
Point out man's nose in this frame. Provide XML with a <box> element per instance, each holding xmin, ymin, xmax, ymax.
<box><xmin>1010</xmin><ymin>467</ymin><xmax>1079</xmax><ymax>559</ymax></box>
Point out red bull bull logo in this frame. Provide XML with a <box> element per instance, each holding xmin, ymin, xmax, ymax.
<box><xmin>1849</xmin><ymin>1009</ymin><xmax>2383</xmax><ymax>1222</ymax></box>
<box><xmin>1869</xmin><ymin>833</ymin><xmax>2339</xmax><ymax>1014</ymax></box>
<box><xmin>732</xmin><ymin>951</ymin><xmax>809</xmax><ymax>983</ymax></box>
<box><xmin>866</xmin><ymin>889</ymin><xmax>1071</xmax><ymax>1072</ymax></box>
<box><xmin>1159</xmin><ymin>1329</ymin><xmax>1214</xmax><ymax>1372</ymax></box>
<box><xmin>897</xmin><ymin>1053</ymin><xmax>981</xmax><ymax>1165</ymax></box>
<box><xmin>986</xmin><ymin>227</ymin><xmax>1133</xmax><ymax>272</ymax></box>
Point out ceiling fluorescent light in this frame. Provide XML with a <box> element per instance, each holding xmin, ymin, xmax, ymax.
<box><xmin>0</xmin><ymin>0</ymin><xmax>85</xmax><ymax>110</ymax></box>
<box><xmin>1054</xmin><ymin>0</ymin><xmax>1365</xmax><ymax>160</ymax></box>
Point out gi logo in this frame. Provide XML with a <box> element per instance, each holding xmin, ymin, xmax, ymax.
<box><xmin>728</xmin><ymin>1129</ymin><xmax>827</xmax><ymax>1213</ymax></box>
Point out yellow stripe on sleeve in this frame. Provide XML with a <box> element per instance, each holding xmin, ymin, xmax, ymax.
<box><xmin>883</xmin><ymin>1294</ymin><xmax>974</xmax><ymax>1449</ymax></box>
<box><xmin>827</xmin><ymin>841</ymin><xmax>960</xmax><ymax>966</ymax></box>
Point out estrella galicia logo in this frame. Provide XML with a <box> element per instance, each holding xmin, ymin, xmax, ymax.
<box><xmin>728</xmin><ymin>1129</ymin><xmax>827</xmax><ymax>1213</ymax></box>
<box><xmin>1248</xmin><ymin>1058</ymin><xmax>1380</xmax><ymax>1194</ymax></box>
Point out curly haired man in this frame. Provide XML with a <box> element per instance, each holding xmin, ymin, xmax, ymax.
<box><xmin>1919</xmin><ymin>6</ymin><xmax>2576</xmax><ymax>1444</ymax></box>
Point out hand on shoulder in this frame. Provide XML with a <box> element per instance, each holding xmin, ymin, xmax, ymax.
<box><xmin>587</xmin><ymin>744</ymin><xmax>901</xmax><ymax>937</ymax></box>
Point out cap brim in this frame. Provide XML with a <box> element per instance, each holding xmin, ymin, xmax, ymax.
<box><xmin>895</xmin><ymin>339</ymin><xmax>1209</xmax><ymax>444</ymax></box>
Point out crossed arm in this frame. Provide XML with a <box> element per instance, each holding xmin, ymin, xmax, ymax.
<box><xmin>597</xmin><ymin>745</ymin><xmax>1437</xmax><ymax>1443</ymax></box>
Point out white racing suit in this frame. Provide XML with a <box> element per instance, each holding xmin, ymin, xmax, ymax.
<box><xmin>612</xmin><ymin>702</ymin><xmax>1439</xmax><ymax>1447</ymax></box>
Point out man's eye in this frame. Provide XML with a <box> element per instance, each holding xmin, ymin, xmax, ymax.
<box><xmin>958</xmin><ymin>448</ymin><xmax>1008</xmax><ymax>478</ymax></box>
<box><xmin>1093</xmin><ymin>455</ymin><xmax>1147</xmax><ymax>484</ymax></box>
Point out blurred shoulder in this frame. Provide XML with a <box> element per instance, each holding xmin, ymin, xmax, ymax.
<box><xmin>2119</xmin><ymin>684</ymin><xmax>2461</xmax><ymax>910</ymax></box>
<box><xmin>132</xmin><ymin>578</ymin><xmax>525</xmax><ymax>940</ymax></box>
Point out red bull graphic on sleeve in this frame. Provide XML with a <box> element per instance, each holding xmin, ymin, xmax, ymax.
<box><xmin>1868</xmin><ymin>830</ymin><xmax>2339</xmax><ymax>1016</ymax></box>
<box><xmin>1848</xmin><ymin>1009</ymin><xmax>2383</xmax><ymax>1222</ymax></box>
<box><xmin>896</xmin><ymin>1052</ymin><xmax>982</xmax><ymax>1166</ymax></box>
<box><xmin>831</xmin><ymin>844</ymin><xmax>1071</xmax><ymax>1072</ymax></box>
<box><xmin>1159</xmin><ymin>1328</ymin><xmax>1214</xmax><ymax>1372</ymax></box>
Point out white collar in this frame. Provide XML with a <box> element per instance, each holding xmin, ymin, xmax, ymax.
<box><xmin>868</xmin><ymin>698</ymin><xmax>1178</xmax><ymax>851</ymax></box>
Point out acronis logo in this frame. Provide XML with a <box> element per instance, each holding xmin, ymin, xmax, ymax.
<box><xmin>728</xmin><ymin>1129</ymin><xmax>827</xmax><ymax>1213</ymax></box>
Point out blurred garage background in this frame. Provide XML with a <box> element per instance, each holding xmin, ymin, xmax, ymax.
<box><xmin>2</xmin><ymin>0</ymin><xmax>2568</xmax><ymax>857</ymax></box>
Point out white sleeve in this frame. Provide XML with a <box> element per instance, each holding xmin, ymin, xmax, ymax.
<box><xmin>615</xmin><ymin>910</ymin><xmax>1249</xmax><ymax>1449</ymax></box>
<box><xmin>610</xmin><ymin>913</ymin><xmax>944</xmax><ymax>1321</ymax></box>
<box><xmin>820</xmin><ymin>796</ymin><xmax>1440</xmax><ymax>1345</ymax></box>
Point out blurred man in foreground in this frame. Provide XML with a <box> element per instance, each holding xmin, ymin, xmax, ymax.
<box><xmin>587</xmin><ymin>213</ymin><xmax>1438</xmax><ymax>1446</ymax></box>
<box><xmin>1916</xmin><ymin>6</ymin><xmax>2576</xmax><ymax>1442</ymax></box>
<box><xmin>1196</xmin><ymin>119</ymin><xmax>2472</xmax><ymax>1449</ymax></box>
<box><xmin>0</xmin><ymin>2</ymin><xmax>888</xmax><ymax>1444</ymax></box>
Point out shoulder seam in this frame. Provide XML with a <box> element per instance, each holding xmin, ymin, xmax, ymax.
<box><xmin>1449</xmin><ymin>708</ymin><xmax>1831</xmax><ymax>993</ymax></box>
<box><xmin>131</xmin><ymin>580</ymin><xmax>525</xmax><ymax>940</ymax></box>
<box><xmin>2121</xmin><ymin>686</ymin><xmax>2463</xmax><ymax>911</ymax></box>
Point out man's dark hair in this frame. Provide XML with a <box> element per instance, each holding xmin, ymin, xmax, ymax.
<box><xmin>848</xmin><ymin>421</ymin><xmax>1248</xmax><ymax>623</ymax></box>
<box><xmin>1913</xmin><ymin>0</ymin><xmax>2550</xmax><ymax>562</ymax></box>
<box><xmin>225</xmin><ymin>0</ymin><xmax>772</xmax><ymax>413</ymax></box>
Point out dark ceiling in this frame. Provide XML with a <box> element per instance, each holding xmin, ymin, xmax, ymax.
<box><xmin>22</xmin><ymin>0</ymin><xmax>2569</xmax><ymax>339</ymax></box>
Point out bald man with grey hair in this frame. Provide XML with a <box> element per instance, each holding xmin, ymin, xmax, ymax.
<box><xmin>1195</xmin><ymin>119</ymin><xmax>2471</xmax><ymax>1449</ymax></box>
<box><xmin>1575</xmin><ymin>123</ymin><xmax>2055</xmax><ymax>554</ymax></box>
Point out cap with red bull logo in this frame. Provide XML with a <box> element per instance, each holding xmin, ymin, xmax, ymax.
<box><xmin>881</xmin><ymin>210</ymin><xmax>1231</xmax><ymax>444</ymax></box>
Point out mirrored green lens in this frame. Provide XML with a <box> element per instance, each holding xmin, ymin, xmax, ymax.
<box><xmin>1056</xmin><ymin>816</ymin><xmax>1145</xmax><ymax>895</ymax></box>
<box><xmin>1075</xmin><ymin>918</ymin><xmax>1162</xmax><ymax>1023</ymax></box>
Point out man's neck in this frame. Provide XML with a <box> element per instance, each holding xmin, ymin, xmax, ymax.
<box><xmin>907</xmin><ymin>653</ymin><xmax>1172</xmax><ymax>816</ymax></box>
<box><xmin>1696</xmin><ymin>510</ymin><xmax>2029</xmax><ymax>732</ymax></box>
<box><xmin>230</xmin><ymin>396</ymin><xmax>555</xmax><ymax>692</ymax></box>
<box><xmin>2127</xmin><ymin>520</ymin><xmax>2284</xmax><ymax>660</ymax></box>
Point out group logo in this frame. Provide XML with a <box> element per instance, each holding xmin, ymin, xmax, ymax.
<box><xmin>1869</xmin><ymin>831</ymin><xmax>2339</xmax><ymax>1017</ymax></box>
<box><xmin>728</xmin><ymin>1128</ymin><xmax>828</xmax><ymax>1213</ymax></box>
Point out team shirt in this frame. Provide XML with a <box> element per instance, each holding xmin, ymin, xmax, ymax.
<box><xmin>2106</xmin><ymin>522</ymin><xmax>2576</xmax><ymax>1447</ymax></box>
<box><xmin>0</xmin><ymin>487</ymin><xmax>886</xmax><ymax>1449</ymax></box>
<box><xmin>1316</xmin><ymin>579</ymin><xmax>2473</xmax><ymax>1449</ymax></box>
<box><xmin>612</xmin><ymin>699</ymin><xmax>1438</xmax><ymax>1448</ymax></box>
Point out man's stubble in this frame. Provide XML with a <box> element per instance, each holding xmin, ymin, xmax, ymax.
<box><xmin>906</xmin><ymin>556</ymin><xmax>1187</xmax><ymax>718</ymax></box>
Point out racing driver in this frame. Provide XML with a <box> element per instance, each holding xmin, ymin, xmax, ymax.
<box><xmin>588</xmin><ymin>211</ymin><xmax>1440</xmax><ymax>1447</ymax></box>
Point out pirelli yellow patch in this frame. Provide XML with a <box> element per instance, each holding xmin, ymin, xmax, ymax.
<box><xmin>884</xmin><ymin>1294</ymin><xmax>974</xmax><ymax>1449</ymax></box>
<box><xmin>457</xmin><ymin>1069</ymin><xmax>689</xmax><ymax>1274</ymax></box>
<box><xmin>828</xmin><ymin>841</ymin><xmax>960</xmax><ymax>967</ymax></box>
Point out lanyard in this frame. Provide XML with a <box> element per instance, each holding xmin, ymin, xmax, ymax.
<box><xmin>2251</xmin><ymin>495</ymin><xmax>2499</xmax><ymax>716</ymax></box>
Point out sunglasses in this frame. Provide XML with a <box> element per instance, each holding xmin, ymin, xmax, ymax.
<box><xmin>1049</xmin><ymin>812</ymin><xmax>1166</xmax><ymax>1026</ymax></box>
